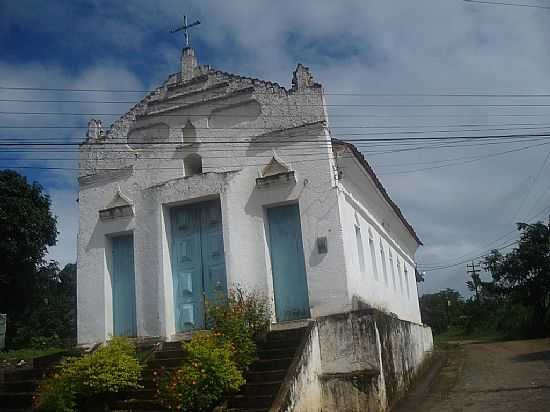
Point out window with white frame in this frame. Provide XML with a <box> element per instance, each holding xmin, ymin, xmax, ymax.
<box><xmin>368</xmin><ymin>229</ymin><xmax>378</xmax><ymax>281</ymax></box>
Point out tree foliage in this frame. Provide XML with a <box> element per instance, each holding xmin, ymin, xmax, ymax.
<box><xmin>422</xmin><ymin>221</ymin><xmax>550</xmax><ymax>339</ymax></box>
<box><xmin>13</xmin><ymin>262</ymin><xmax>77</xmax><ymax>347</ymax></box>
<box><xmin>0</xmin><ymin>170</ymin><xmax>58</xmax><ymax>343</ymax></box>
<box><xmin>484</xmin><ymin>222</ymin><xmax>550</xmax><ymax>337</ymax></box>
<box><xmin>419</xmin><ymin>289</ymin><xmax>465</xmax><ymax>334</ymax></box>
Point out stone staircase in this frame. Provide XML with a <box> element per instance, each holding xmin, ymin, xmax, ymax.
<box><xmin>0</xmin><ymin>327</ymin><xmax>307</xmax><ymax>412</ymax></box>
<box><xmin>227</xmin><ymin>326</ymin><xmax>307</xmax><ymax>412</ymax></box>
<box><xmin>0</xmin><ymin>365</ymin><xmax>52</xmax><ymax>412</ymax></box>
<box><xmin>111</xmin><ymin>326</ymin><xmax>308</xmax><ymax>412</ymax></box>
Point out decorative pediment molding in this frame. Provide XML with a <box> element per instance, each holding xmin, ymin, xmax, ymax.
<box><xmin>256</xmin><ymin>155</ymin><xmax>296</xmax><ymax>188</ymax></box>
<box><xmin>99</xmin><ymin>187</ymin><xmax>134</xmax><ymax>221</ymax></box>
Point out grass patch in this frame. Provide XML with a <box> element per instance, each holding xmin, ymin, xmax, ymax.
<box><xmin>0</xmin><ymin>347</ymin><xmax>65</xmax><ymax>363</ymax></box>
<box><xmin>434</xmin><ymin>326</ymin><xmax>505</xmax><ymax>350</ymax></box>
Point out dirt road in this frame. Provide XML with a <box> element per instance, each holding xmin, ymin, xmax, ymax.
<box><xmin>394</xmin><ymin>338</ymin><xmax>550</xmax><ymax>412</ymax></box>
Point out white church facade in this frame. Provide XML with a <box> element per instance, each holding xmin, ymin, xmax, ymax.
<box><xmin>77</xmin><ymin>47</ymin><xmax>423</xmax><ymax>345</ymax></box>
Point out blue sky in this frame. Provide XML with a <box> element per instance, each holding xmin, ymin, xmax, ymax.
<box><xmin>2</xmin><ymin>0</ymin><xmax>550</xmax><ymax>295</ymax></box>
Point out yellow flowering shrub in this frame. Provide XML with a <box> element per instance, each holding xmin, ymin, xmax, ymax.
<box><xmin>207</xmin><ymin>287</ymin><xmax>271</xmax><ymax>369</ymax></box>
<box><xmin>156</xmin><ymin>332</ymin><xmax>244</xmax><ymax>411</ymax></box>
<box><xmin>33</xmin><ymin>337</ymin><xmax>142</xmax><ymax>412</ymax></box>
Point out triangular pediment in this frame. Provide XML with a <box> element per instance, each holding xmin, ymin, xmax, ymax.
<box><xmin>261</xmin><ymin>156</ymin><xmax>291</xmax><ymax>177</ymax></box>
<box><xmin>99</xmin><ymin>188</ymin><xmax>134</xmax><ymax>221</ymax></box>
<box><xmin>106</xmin><ymin>188</ymin><xmax>133</xmax><ymax>209</ymax></box>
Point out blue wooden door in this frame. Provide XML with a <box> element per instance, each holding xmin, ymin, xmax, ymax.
<box><xmin>112</xmin><ymin>235</ymin><xmax>137</xmax><ymax>337</ymax></box>
<box><xmin>267</xmin><ymin>204</ymin><xmax>310</xmax><ymax>322</ymax></box>
<box><xmin>171</xmin><ymin>200</ymin><xmax>226</xmax><ymax>332</ymax></box>
<box><xmin>201</xmin><ymin>202</ymin><xmax>227</xmax><ymax>305</ymax></box>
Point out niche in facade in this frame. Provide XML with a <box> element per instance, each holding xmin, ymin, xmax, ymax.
<box><xmin>127</xmin><ymin>122</ymin><xmax>169</xmax><ymax>148</ymax></box>
<box><xmin>182</xmin><ymin>120</ymin><xmax>197</xmax><ymax>145</ymax></box>
<box><xmin>208</xmin><ymin>100</ymin><xmax>261</xmax><ymax>129</ymax></box>
<box><xmin>184</xmin><ymin>153</ymin><xmax>203</xmax><ymax>176</ymax></box>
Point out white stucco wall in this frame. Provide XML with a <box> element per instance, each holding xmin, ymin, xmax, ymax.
<box><xmin>77</xmin><ymin>64</ymin><xmax>353</xmax><ymax>344</ymax></box>
<box><xmin>336</xmin><ymin>151</ymin><xmax>422</xmax><ymax>324</ymax></box>
<box><xmin>275</xmin><ymin>312</ymin><xmax>433</xmax><ymax>412</ymax></box>
<box><xmin>77</xmin><ymin>60</ymin><xmax>422</xmax><ymax>344</ymax></box>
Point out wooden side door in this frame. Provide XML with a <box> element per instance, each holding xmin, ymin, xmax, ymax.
<box><xmin>267</xmin><ymin>204</ymin><xmax>310</xmax><ymax>322</ymax></box>
<box><xmin>112</xmin><ymin>235</ymin><xmax>137</xmax><ymax>337</ymax></box>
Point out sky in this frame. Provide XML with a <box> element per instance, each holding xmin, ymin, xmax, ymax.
<box><xmin>2</xmin><ymin>0</ymin><xmax>550</xmax><ymax>295</ymax></box>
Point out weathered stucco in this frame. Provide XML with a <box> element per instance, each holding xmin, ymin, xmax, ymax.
<box><xmin>275</xmin><ymin>310</ymin><xmax>433</xmax><ymax>412</ymax></box>
<box><xmin>77</xmin><ymin>51</ymin><xmax>425</xmax><ymax>345</ymax></box>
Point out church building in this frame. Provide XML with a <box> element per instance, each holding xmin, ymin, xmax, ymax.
<box><xmin>77</xmin><ymin>42</ymin><xmax>423</xmax><ymax>345</ymax></box>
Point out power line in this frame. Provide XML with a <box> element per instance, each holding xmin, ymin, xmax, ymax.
<box><xmin>9</xmin><ymin>85</ymin><xmax>550</xmax><ymax>96</ymax></box>
<box><xmin>464</xmin><ymin>0</ymin><xmax>550</xmax><ymax>10</ymax></box>
<box><xmin>5</xmin><ymin>121</ymin><xmax>550</xmax><ymax>130</ymax></box>
<box><xmin>382</xmin><ymin>140</ymin><xmax>550</xmax><ymax>175</ymax></box>
<box><xmin>3</xmin><ymin>131</ymin><xmax>550</xmax><ymax>145</ymax></box>
<box><xmin>3</xmin><ymin>137</ymin><xmax>546</xmax><ymax>175</ymax></box>
<box><xmin>419</xmin><ymin>201</ymin><xmax>550</xmax><ymax>271</ymax></box>
<box><xmin>10</xmin><ymin>97</ymin><xmax>550</xmax><ymax>108</ymax></box>
<box><xmin>510</xmin><ymin>150</ymin><xmax>550</xmax><ymax>222</ymax></box>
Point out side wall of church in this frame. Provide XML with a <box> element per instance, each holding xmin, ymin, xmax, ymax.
<box><xmin>336</xmin><ymin>155</ymin><xmax>422</xmax><ymax>324</ymax></box>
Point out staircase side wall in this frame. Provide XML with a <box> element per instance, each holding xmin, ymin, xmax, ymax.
<box><xmin>275</xmin><ymin>326</ymin><xmax>323</xmax><ymax>412</ymax></box>
<box><xmin>275</xmin><ymin>310</ymin><xmax>433</xmax><ymax>412</ymax></box>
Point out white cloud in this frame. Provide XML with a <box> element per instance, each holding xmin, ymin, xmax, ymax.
<box><xmin>47</xmin><ymin>188</ymin><xmax>79</xmax><ymax>266</ymax></box>
<box><xmin>4</xmin><ymin>0</ymin><xmax>550</xmax><ymax>294</ymax></box>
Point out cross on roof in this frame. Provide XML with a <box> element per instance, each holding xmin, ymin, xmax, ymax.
<box><xmin>170</xmin><ymin>15</ymin><xmax>201</xmax><ymax>48</ymax></box>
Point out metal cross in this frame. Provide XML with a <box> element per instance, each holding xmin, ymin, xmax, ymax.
<box><xmin>170</xmin><ymin>15</ymin><xmax>201</xmax><ymax>48</ymax></box>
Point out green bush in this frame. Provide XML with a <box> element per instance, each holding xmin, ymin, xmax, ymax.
<box><xmin>33</xmin><ymin>337</ymin><xmax>142</xmax><ymax>412</ymax></box>
<box><xmin>156</xmin><ymin>332</ymin><xmax>244</xmax><ymax>412</ymax></box>
<box><xmin>207</xmin><ymin>287</ymin><xmax>271</xmax><ymax>369</ymax></box>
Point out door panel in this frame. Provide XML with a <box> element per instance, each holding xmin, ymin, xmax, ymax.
<box><xmin>201</xmin><ymin>201</ymin><xmax>227</xmax><ymax>305</ymax></box>
<box><xmin>171</xmin><ymin>206</ymin><xmax>204</xmax><ymax>331</ymax></box>
<box><xmin>267</xmin><ymin>204</ymin><xmax>310</xmax><ymax>322</ymax></box>
<box><xmin>112</xmin><ymin>235</ymin><xmax>137</xmax><ymax>337</ymax></box>
<box><xmin>171</xmin><ymin>200</ymin><xmax>227</xmax><ymax>332</ymax></box>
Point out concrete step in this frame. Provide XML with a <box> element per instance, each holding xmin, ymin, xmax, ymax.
<box><xmin>152</xmin><ymin>350</ymin><xmax>186</xmax><ymax>360</ymax></box>
<box><xmin>266</xmin><ymin>327</ymin><xmax>308</xmax><ymax>342</ymax></box>
<box><xmin>246</xmin><ymin>369</ymin><xmax>287</xmax><ymax>383</ymax></box>
<box><xmin>0</xmin><ymin>409</ymin><xmax>29</xmax><ymax>412</ymax></box>
<box><xmin>110</xmin><ymin>398</ymin><xmax>168</xmax><ymax>411</ymax></box>
<box><xmin>229</xmin><ymin>394</ymin><xmax>275</xmax><ymax>409</ymax></box>
<box><xmin>3</xmin><ymin>368</ymin><xmax>50</xmax><ymax>382</ymax></box>
<box><xmin>0</xmin><ymin>392</ymin><xmax>34</xmax><ymax>409</ymax></box>
<box><xmin>148</xmin><ymin>357</ymin><xmax>185</xmax><ymax>369</ymax></box>
<box><xmin>0</xmin><ymin>380</ymin><xmax>39</xmax><ymax>393</ymax></box>
<box><xmin>250</xmin><ymin>357</ymin><xmax>293</xmax><ymax>372</ymax></box>
<box><xmin>241</xmin><ymin>381</ymin><xmax>282</xmax><ymax>396</ymax></box>
<box><xmin>257</xmin><ymin>337</ymin><xmax>302</xmax><ymax>351</ymax></box>
<box><xmin>257</xmin><ymin>346</ymin><xmax>297</xmax><ymax>359</ymax></box>
<box><xmin>160</xmin><ymin>341</ymin><xmax>184</xmax><ymax>351</ymax></box>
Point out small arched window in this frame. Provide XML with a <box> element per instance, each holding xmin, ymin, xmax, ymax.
<box><xmin>184</xmin><ymin>153</ymin><xmax>202</xmax><ymax>176</ymax></box>
<box><xmin>182</xmin><ymin>120</ymin><xmax>197</xmax><ymax>145</ymax></box>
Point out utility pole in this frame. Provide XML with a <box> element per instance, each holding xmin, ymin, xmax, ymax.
<box><xmin>467</xmin><ymin>261</ymin><xmax>482</xmax><ymax>303</ymax></box>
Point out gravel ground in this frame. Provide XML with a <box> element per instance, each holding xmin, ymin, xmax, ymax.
<box><xmin>394</xmin><ymin>338</ymin><xmax>550</xmax><ymax>412</ymax></box>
